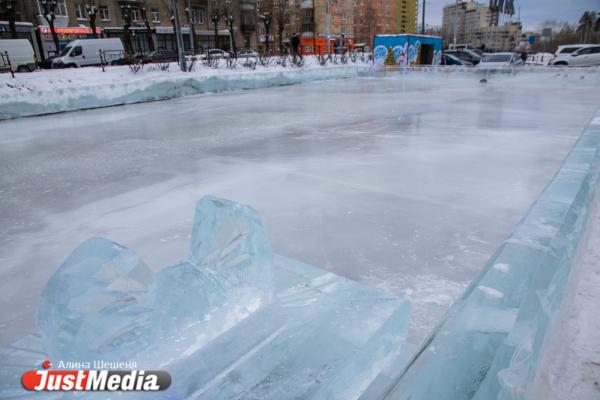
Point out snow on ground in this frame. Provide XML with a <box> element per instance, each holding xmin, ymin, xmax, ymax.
<box><xmin>0</xmin><ymin>57</ymin><xmax>370</xmax><ymax>119</ymax></box>
<box><xmin>531</xmin><ymin>186</ymin><xmax>600</xmax><ymax>400</ymax></box>
<box><xmin>1</xmin><ymin>69</ymin><xmax>600</xmax><ymax>350</ymax></box>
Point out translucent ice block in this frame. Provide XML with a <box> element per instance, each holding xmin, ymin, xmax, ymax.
<box><xmin>1</xmin><ymin>196</ymin><xmax>410</xmax><ymax>400</ymax></box>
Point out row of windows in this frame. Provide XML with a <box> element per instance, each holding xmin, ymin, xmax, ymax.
<box><xmin>38</xmin><ymin>1</ymin><xmax>205</xmax><ymax>25</ymax></box>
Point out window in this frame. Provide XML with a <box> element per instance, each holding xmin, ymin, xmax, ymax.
<box><xmin>151</xmin><ymin>9</ymin><xmax>160</xmax><ymax>22</ymax></box>
<box><xmin>99</xmin><ymin>6</ymin><xmax>109</xmax><ymax>20</ymax></box>
<box><xmin>37</xmin><ymin>0</ymin><xmax>68</xmax><ymax>17</ymax></box>
<box><xmin>75</xmin><ymin>3</ymin><xmax>86</xmax><ymax>19</ymax></box>
<box><xmin>70</xmin><ymin>46</ymin><xmax>83</xmax><ymax>56</ymax></box>
<box><xmin>575</xmin><ymin>47</ymin><xmax>593</xmax><ymax>55</ymax></box>
<box><xmin>131</xmin><ymin>7</ymin><xmax>140</xmax><ymax>21</ymax></box>
<box><xmin>190</xmin><ymin>8</ymin><xmax>205</xmax><ymax>24</ymax></box>
<box><xmin>591</xmin><ymin>46</ymin><xmax>600</xmax><ymax>54</ymax></box>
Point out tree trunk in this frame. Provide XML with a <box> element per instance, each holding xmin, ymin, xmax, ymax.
<box><xmin>8</xmin><ymin>3</ymin><xmax>17</xmax><ymax>39</ymax></box>
<box><xmin>214</xmin><ymin>22</ymin><xmax>219</xmax><ymax>49</ymax></box>
<box><xmin>144</xmin><ymin>21</ymin><xmax>155</xmax><ymax>51</ymax></box>
<box><xmin>124</xmin><ymin>23</ymin><xmax>133</xmax><ymax>55</ymax></box>
<box><xmin>47</xmin><ymin>17</ymin><xmax>60</xmax><ymax>54</ymax></box>
<box><xmin>89</xmin><ymin>15</ymin><xmax>98</xmax><ymax>39</ymax></box>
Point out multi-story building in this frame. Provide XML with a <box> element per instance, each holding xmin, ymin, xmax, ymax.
<box><xmin>1</xmin><ymin>0</ymin><xmax>259</xmax><ymax>59</ymax></box>
<box><xmin>442</xmin><ymin>0</ymin><xmax>517</xmax><ymax>51</ymax></box>
<box><xmin>392</xmin><ymin>0</ymin><xmax>416</xmax><ymax>33</ymax></box>
<box><xmin>353</xmin><ymin>0</ymin><xmax>416</xmax><ymax>49</ymax></box>
<box><xmin>354</xmin><ymin>0</ymin><xmax>393</xmax><ymax>48</ymax></box>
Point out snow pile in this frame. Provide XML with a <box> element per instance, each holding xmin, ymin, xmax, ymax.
<box><xmin>0</xmin><ymin>59</ymin><xmax>370</xmax><ymax>120</ymax></box>
<box><xmin>0</xmin><ymin>196</ymin><xmax>410</xmax><ymax>400</ymax></box>
<box><xmin>387</xmin><ymin>110</ymin><xmax>600</xmax><ymax>400</ymax></box>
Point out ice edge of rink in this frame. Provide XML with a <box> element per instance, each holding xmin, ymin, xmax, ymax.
<box><xmin>382</xmin><ymin>109</ymin><xmax>600</xmax><ymax>400</ymax></box>
<box><xmin>0</xmin><ymin>64</ymin><xmax>371</xmax><ymax>120</ymax></box>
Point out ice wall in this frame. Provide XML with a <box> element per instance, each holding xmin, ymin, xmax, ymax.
<box><xmin>386</xmin><ymin>110</ymin><xmax>600</xmax><ymax>400</ymax></box>
<box><xmin>0</xmin><ymin>65</ymin><xmax>369</xmax><ymax>120</ymax></box>
<box><xmin>0</xmin><ymin>196</ymin><xmax>410</xmax><ymax>400</ymax></box>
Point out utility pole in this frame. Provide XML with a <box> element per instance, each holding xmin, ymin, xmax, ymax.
<box><xmin>171</xmin><ymin>0</ymin><xmax>187</xmax><ymax>71</ymax></box>
<box><xmin>452</xmin><ymin>0</ymin><xmax>459</xmax><ymax>44</ymax></box>
<box><xmin>421</xmin><ymin>0</ymin><xmax>426</xmax><ymax>35</ymax></box>
<box><xmin>186</xmin><ymin>0</ymin><xmax>194</xmax><ymax>55</ymax></box>
<box><xmin>325</xmin><ymin>0</ymin><xmax>331</xmax><ymax>56</ymax></box>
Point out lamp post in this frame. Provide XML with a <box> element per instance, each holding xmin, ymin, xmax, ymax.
<box><xmin>211</xmin><ymin>0</ymin><xmax>219</xmax><ymax>49</ymax></box>
<box><xmin>170</xmin><ymin>0</ymin><xmax>186</xmax><ymax>70</ymax></box>
<box><xmin>224</xmin><ymin>0</ymin><xmax>235</xmax><ymax>53</ymax></box>
<box><xmin>185</xmin><ymin>0</ymin><xmax>195</xmax><ymax>55</ymax></box>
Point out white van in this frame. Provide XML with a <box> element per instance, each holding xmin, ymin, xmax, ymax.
<box><xmin>52</xmin><ymin>38</ymin><xmax>125</xmax><ymax>68</ymax></box>
<box><xmin>0</xmin><ymin>39</ymin><xmax>36</xmax><ymax>72</ymax></box>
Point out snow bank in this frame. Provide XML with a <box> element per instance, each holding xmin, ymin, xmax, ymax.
<box><xmin>0</xmin><ymin>61</ymin><xmax>370</xmax><ymax>120</ymax></box>
<box><xmin>387</xmin><ymin>109</ymin><xmax>600</xmax><ymax>400</ymax></box>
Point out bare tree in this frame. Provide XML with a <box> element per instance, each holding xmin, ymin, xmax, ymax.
<box><xmin>577</xmin><ymin>11</ymin><xmax>597</xmax><ymax>43</ymax></box>
<box><xmin>276</xmin><ymin>0</ymin><xmax>287</xmax><ymax>54</ymax></box>
<box><xmin>85</xmin><ymin>1</ymin><xmax>99</xmax><ymax>38</ymax></box>
<box><xmin>0</xmin><ymin>0</ymin><xmax>18</xmax><ymax>39</ymax></box>
<box><xmin>40</xmin><ymin>0</ymin><xmax>60</xmax><ymax>53</ymax></box>
<box><xmin>140</xmin><ymin>6</ymin><xmax>156</xmax><ymax>52</ymax></box>
<box><xmin>257</xmin><ymin>3</ymin><xmax>272</xmax><ymax>54</ymax></box>
<box><xmin>120</xmin><ymin>4</ymin><xmax>134</xmax><ymax>55</ymax></box>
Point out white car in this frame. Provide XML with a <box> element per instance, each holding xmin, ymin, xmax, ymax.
<box><xmin>237</xmin><ymin>50</ymin><xmax>258</xmax><ymax>59</ymax></box>
<box><xmin>552</xmin><ymin>44</ymin><xmax>600</xmax><ymax>66</ymax></box>
<box><xmin>52</xmin><ymin>38</ymin><xmax>124</xmax><ymax>68</ymax></box>
<box><xmin>477</xmin><ymin>52</ymin><xmax>523</xmax><ymax>68</ymax></box>
<box><xmin>198</xmin><ymin>49</ymin><xmax>231</xmax><ymax>60</ymax></box>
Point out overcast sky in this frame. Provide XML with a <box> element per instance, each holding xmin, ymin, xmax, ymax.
<box><xmin>423</xmin><ymin>0</ymin><xmax>600</xmax><ymax>31</ymax></box>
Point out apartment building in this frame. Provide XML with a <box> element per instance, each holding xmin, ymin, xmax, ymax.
<box><xmin>442</xmin><ymin>0</ymin><xmax>519</xmax><ymax>51</ymax></box>
<box><xmin>1</xmin><ymin>0</ymin><xmax>258</xmax><ymax>58</ymax></box>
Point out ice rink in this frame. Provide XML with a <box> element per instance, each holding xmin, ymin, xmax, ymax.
<box><xmin>2</xmin><ymin>70</ymin><xmax>600</xmax><ymax>346</ymax></box>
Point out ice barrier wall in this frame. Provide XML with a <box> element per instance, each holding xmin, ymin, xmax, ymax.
<box><xmin>0</xmin><ymin>65</ymin><xmax>369</xmax><ymax>120</ymax></box>
<box><xmin>386</xmin><ymin>109</ymin><xmax>600</xmax><ymax>400</ymax></box>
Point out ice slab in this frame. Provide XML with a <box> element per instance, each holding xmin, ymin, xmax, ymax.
<box><xmin>0</xmin><ymin>196</ymin><xmax>410</xmax><ymax>399</ymax></box>
<box><xmin>386</xmin><ymin>110</ymin><xmax>600</xmax><ymax>400</ymax></box>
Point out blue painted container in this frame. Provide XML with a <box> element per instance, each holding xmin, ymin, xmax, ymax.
<box><xmin>373</xmin><ymin>34</ymin><xmax>443</xmax><ymax>66</ymax></box>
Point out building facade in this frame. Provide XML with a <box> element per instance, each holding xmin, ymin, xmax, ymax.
<box><xmin>2</xmin><ymin>0</ymin><xmax>259</xmax><ymax>58</ymax></box>
<box><xmin>353</xmin><ymin>0</ymin><xmax>417</xmax><ymax>49</ymax></box>
<box><xmin>441</xmin><ymin>0</ymin><xmax>519</xmax><ymax>51</ymax></box>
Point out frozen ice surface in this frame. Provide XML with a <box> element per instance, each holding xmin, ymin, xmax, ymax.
<box><xmin>0</xmin><ymin>196</ymin><xmax>410</xmax><ymax>400</ymax></box>
<box><xmin>2</xmin><ymin>70</ymin><xmax>600</xmax><ymax>350</ymax></box>
<box><xmin>387</xmin><ymin>110</ymin><xmax>600</xmax><ymax>400</ymax></box>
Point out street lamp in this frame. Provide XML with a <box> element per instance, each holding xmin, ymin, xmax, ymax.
<box><xmin>211</xmin><ymin>0</ymin><xmax>219</xmax><ymax>49</ymax></box>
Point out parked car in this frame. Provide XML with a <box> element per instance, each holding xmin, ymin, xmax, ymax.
<box><xmin>140</xmin><ymin>50</ymin><xmax>178</xmax><ymax>63</ymax></box>
<box><xmin>526</xmin><ymin>52</ymin><xmax>554</xmax><ymax>66</ymax></box>
<box><xmin>447</xmin><ymin>43</ymin><xmax>482</xmax><ymax>54</ymax></box>
<box><xmin>52</xmin><ymin>38</ymin><xmax>125</xmax><ymax>68</ymax></box>
<box><xmin>445</xmin><ymin>49</ymin><xmax>482</xmax><ymax>65</ymax></box>
<box><xmin>237</xmin><ymin>50</ymin><xmax>258</xmax><ymax>59</ymax></box>
<box><xmin>0</xmin><ymin>39</ymin><xmax>36</xmax><ymax>72</ymax></box>
<box><xmin>441</xmin><ymin>53</ymin><xmax>472</xmax><ymax>66</ymax></box>
<box><xmin>552</xmin><ymin>44</ymin><xmax>600</xmax><ymax>66</ymax></box>
<box><xmin>477</xmin><ymin>52</ymin><xmax>523</xmax><ymax>67</ymax></box>
<box><xmin>554</xmin><ymin>44</ymin><xmax>587</xmax><ymax>57</ymax></box>
<box><xmin>198</xmin><ymin>49</ymin><xmax>231</xmax><ymax>60</ymax></box>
